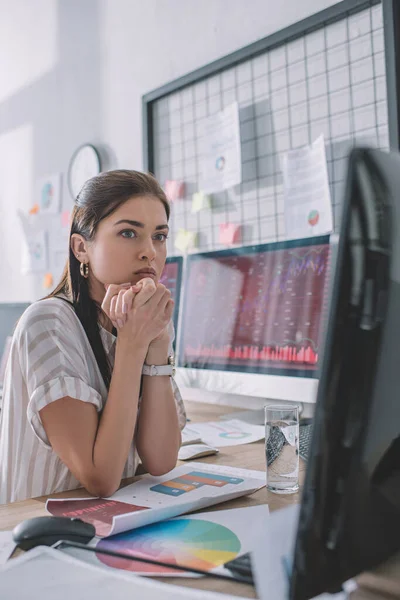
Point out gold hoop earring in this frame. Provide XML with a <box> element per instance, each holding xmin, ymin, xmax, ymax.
<box><xmin>80</xmin><ymin>262</ymin><xmax>89</xmax><ymax>278</ymax></box>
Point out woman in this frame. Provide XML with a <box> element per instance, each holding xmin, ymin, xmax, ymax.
<box><xmin>0</xmin><ymin>170</ymin><xmax>186</xmax><ymax>504</ymax></box>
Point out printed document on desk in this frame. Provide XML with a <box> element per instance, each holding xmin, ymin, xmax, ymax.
<box><xmin>0</xmin><ymin>547</ymin><xmax>251</xmax><ymax>600</ymax></box>
<box><xmin>182</xmin><ymin>419</ymin><xmax>265</xmax><ymax>448</ymax></box>
<box><xmin>47</xmin><ymin>463</ymin><xmax>265</xmax><ymax>538</ymax></box>
<box><xmin>0</xmin><ymin>531</ymin><xmax>16</xmax><ymax>565</ymax></box>
<box><xmin>61</xmin><ymin>504</ymin><xmax>269</xmax><ymax>578</ymax></box>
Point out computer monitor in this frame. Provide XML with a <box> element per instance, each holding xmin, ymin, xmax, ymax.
<box><xmin>176</xmin><ymin>237</ymin><xmax>331</xmax><ymax>404</ymax></box>
<box><xmin>289</xmin><ymin>147</ymin><xmax>400</xmax><ymax>599</ymax></box>
<box><xmin>159</xmin><ymin>256</ymin><xmax>183</xmax><ymax>349</ymax></box>
<box><xmin>0</xmin><ymin>303</ymin><xmax>30</xmax><ymax>356</ymax></box>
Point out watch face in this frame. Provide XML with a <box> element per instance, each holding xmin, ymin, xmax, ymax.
<box><xmin>68</xmin><ymin>144</ymin><xmax>101</xmax><ymax>199</ymax></box>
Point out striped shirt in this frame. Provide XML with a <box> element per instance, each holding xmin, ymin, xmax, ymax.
<box><xmin>0</xmin><ymin>297</ymin><xmax>186</xmax><ymax>505</ymax></box>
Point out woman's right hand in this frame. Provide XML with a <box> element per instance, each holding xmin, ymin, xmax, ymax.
<box><xmin>102</xmin><ymin>278</ymin><xmax>155</xmax><ymax>329</ymax></box>
<box><xmin>102</xmin><ymin>278</ymin><xmax>173</xmax><ymax>349</ymax></box>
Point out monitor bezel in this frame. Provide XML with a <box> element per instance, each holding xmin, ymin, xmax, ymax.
<box><xmin>163</xmin><ymin>255</ymin><xmax>183</xmax><ymax>348</ymax></box>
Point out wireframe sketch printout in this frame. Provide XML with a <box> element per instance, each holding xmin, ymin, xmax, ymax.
<box><xmin>282</xmin><ymin>134</ymin><xmax>333</xmax><ymax>239</ymax></box>
<box><xmin>47</xmin><ymin>463</ymin><xmax>265</xmax><ymax>537</ymax></box>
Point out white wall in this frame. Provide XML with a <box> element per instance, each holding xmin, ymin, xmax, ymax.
<box><xmin>0</xmin><ymin>0</ymin><xmax>340</xmax><ymax>303</ymax></box>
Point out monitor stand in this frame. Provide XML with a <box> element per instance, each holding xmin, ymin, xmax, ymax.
<box><xmin>219</xmin><ymin>408</ymin><xmax>265</xmax><ymax>425</ymax></box>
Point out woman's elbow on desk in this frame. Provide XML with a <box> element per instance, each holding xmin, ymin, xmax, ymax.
<box><xmin>139</xmin><ymin>454</ymin><xmax>178</xmax><ymax>478</ymax></box>
<box><xmin>80</xmin><ymin>474</ymin><xmax>120</xmax><ymax>499</ymax></box>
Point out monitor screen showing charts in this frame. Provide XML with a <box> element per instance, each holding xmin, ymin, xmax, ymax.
<box><xmin>178</xmin><ymin>236</ymin><xmax>330</xmax><ymax>379</ymax></box>
<box><xmin>160</xmin><ymin>256</ymin><xmax>183</xmax><ymax>348</ymax></box>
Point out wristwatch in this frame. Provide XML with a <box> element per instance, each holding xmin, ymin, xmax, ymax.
<box><xmin>142</xmin><ymin>355</ymin><xmax>176</xmax><ymax>377</ymax></box>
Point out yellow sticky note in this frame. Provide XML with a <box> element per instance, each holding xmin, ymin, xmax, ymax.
<box><xmin>174</xmin><ymin>229</ymin><xmax>198</xmax><ymax>253</ymax></box>
<box><xmin>43</xmin><ymin>273</ymin><xmax>53</xmax><ymax>289</ymax></box>
<box><xmin>192</xmin><ymin>192</ymin><xmax>211</xmax><ymax>213</ymax></box>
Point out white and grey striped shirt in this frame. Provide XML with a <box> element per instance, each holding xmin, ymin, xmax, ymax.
<box><xmin>0</xmin><ymin>297</ymin><xmax>186</xmax><ymax>505</ymax></box>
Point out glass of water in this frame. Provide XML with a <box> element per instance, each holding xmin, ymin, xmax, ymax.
<box><xmin>265</xmin><ymin>404</ymin><xmax>299</xmax><ymax>494</ymax></box>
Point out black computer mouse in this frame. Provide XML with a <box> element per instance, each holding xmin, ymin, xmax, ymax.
<box><xmin>12</xmin><ymin>516</ymin><xmax>96</xmax><ymax>551</ymax></box>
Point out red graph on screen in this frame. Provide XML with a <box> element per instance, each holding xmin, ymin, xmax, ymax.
<box><xmin>180</xmin><ymin>243</ymin><xmax>330</xmax><ymax>373</ymax></box>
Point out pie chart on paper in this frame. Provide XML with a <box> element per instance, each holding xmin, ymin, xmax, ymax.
<box><xmin>96</xmin><ymin>518</ymin><xmax>241</xmax><ymax>574</ymax></box>
<box><xmin>219</xmin><ymin>431</ymin><xmax>251</xmax><ymax>440</ymax></box>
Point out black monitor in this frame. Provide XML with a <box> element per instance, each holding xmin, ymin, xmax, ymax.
<box><xmin>290</xmin><ymin>147</ymin><xmax>400</xmax><ymax>599</ymax></box>
<box><xmin>159</xmin><ymin>256</ymin><xmax>183</xmax><ymax>349</ymax></box>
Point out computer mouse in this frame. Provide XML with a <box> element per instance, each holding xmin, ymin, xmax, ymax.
<box><xmin>12</xmin><ymin>516</ymin><xmax>96</xmax><ymax>551</ymax></box>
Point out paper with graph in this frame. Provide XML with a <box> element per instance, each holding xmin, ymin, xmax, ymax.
<box><xmin>46</xmin><ymin>463</ymin><xmax>265</xmax><ymax>538</ymax></box>
<box><xmin>61</xmin><ymin>504</ymin><xmax>269</xmax><ymax>578</ymax></box>
<box><xmin>282</xmin><ymin>134</ymin><xmax>333</xmax><ymax>239</ymax></box>
<box><xmin>182</xmin><ymin>419</ymin><xmax>265</xmax><ymax>448</ymax></box>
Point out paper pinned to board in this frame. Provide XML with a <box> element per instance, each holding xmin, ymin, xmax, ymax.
<box><xmin>282</xmin><ymin>134</ymin><xmax>333</xmax><ymax>239</ymax></box>
<box><xmin>219</xmin><ymin>223</ymin><xmax>241</xmax><ymax>245</ymax></box>
<box><xmin>191</xmin><ymin>191</ymin><xmax>211</xmax><ymax>213</ymax></box>
<box><xmin>199</xmin><ymin>102</ymin><xmax>242</xmax><ymax>193</ymax></box>
<box><xmin>36</xmin><ymin>173</ymin><xmax>62</xmax><ymax>215</ymax></box>
<box><xmin>21</xmin><ymin>229</ymin><xmax>48</xmax><ymax>274</ymax></box>
<box><xmin>174</xmin><ymin>228</ymin><xmax>198</xmax><ymax>253</ymax></box>
<box><xmin>164</xmin><ymin>180</ymin><xmax>185</xmax><ymax>202</ymax></box>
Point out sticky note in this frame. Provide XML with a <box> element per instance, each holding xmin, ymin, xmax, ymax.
<box><xmin>174</xmin><ymin>229</ymin><xmax>198</xmax><ymax>253</ymax></box>
<box><xmin>192</xmin><ymin>192</ymin><xmax>211</xmax><ymax>213</ymax></box>
<box><xmin>43</xmin><ymin>273</ymin><xmax>53</xmax><ymax>289</ymax></box>
<box><xmin>61</xmin><ymin>210</ymin><xmax>70</xmax><ymax>228</ymax></box>
<box><xmin>29</xmin><ymin>204</ymin><xmax>40</xmax><ymax>215</ymax></box>
<box><xmin>219</xmin><ymin>223</ymin><xmax>241</xmax><ymax>245</ymax></box>
<box><xmin>165</xmin><ymin>180</ymin><xmax>185</xmax><ymax>202</ymax></box>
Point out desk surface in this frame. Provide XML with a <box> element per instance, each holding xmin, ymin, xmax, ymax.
<box><xmin>1</xmin><ymin>401</ymin><xmax>399</xmax><ymax>599</ymax></box>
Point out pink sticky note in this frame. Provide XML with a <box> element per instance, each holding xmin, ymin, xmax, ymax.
<box><xmin>164</xmin><ymin>180</ymin><xmax>185</xmax><ymax>202</ymax></box>
<box><xmin>219</xmin><ymin>223</ymin><xmax>241</xmax><ymax>245</ymax></box>
<box><xmin>61</xmin><ymin>210</ymin><xmax>70</xmax><ymax>228</ymax></box>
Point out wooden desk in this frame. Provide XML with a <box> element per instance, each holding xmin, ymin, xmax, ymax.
<box><xmin>1</xmin><ymin>401</ymin><xmax>399</xmax><ymax>599</ymax></box>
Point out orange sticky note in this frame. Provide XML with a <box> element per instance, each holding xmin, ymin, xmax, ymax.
<box><xmin>29</xmin><ymin>204</ymin><xmax>40</xmax><ymax>215</ymax></box>
<box><xmin>61</xmin><ymin>210</ymin><xmax>70</xmax><ymax>228</ymax></box>
<box><xmin>219</xmin><ymin>223</ymin><xmax>241</xmax><ymax>245</ymax></box>
<box><xmin>165</xmin><ymin>180</ymin><xmax>185</xmax><ymax>202</ymax></box>
<box><xmin>43</xmin><ymin>273</ymin><xmax>53</xmax><ymax>289</ymax></box>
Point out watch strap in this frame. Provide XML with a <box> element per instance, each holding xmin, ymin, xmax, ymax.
<box><xmin>142</xmin><ymin>364</ymin><xmax>174</xmax><ymax>377</ymax></box>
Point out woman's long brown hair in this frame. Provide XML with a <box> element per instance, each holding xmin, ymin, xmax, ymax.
<box><xmin>46</xmin><ymin>170</ymin><xmax>170</xmax><ymax>389</ymax></box>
